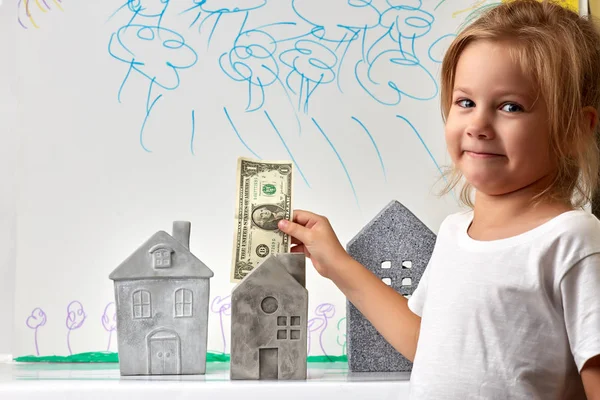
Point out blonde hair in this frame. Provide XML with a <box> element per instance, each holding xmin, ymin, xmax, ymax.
<box><xmin>439</xmin><ymin>0</ymin><xmax>600</xmax><ymax>208</ymax></box>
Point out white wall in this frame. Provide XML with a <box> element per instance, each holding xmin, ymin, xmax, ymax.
<box><xmin>0</xmin><ymin>0</ymin><xmax>17</xmax><ymax>356</ymax></box>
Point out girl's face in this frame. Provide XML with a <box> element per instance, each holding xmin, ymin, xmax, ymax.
<box><xmin>445</xmin><ymin>40</ymin><xmax>555</xmax><ymax>197</ymax></box>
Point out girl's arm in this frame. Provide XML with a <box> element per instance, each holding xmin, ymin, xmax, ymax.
<box><xmin>328</xmin><ymin>254</ymin><xmax>422</xmax><ymax>361</ymax></box>
<box><xmin>582</xmin><ymin>355</ymin><xmax>600</xmax><ymax>400</ymax></box>
<box><xmin>279</xmin><ymin>210</ymin><xmax>422</xmax><ymax>361</ymax></box>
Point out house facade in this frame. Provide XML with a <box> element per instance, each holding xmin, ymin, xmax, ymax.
<box><xmin>109</xmin><ymin>221</ymin><xmax>213</xmax><ymax>376</ymax></box>
<box><xmin>230</xmin><ymin>253</ymin><xmax>308</xmax><ymax>380</ymax></box>
<box><xmin>346</xmin><ymin>200</ymin><xmax>436</xmax><ymax>372</ymax></box>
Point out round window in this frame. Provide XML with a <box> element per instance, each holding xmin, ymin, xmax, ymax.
<box><xmin>261</xmin><ymin>296</ymin><xmax>278</xmax><ymax>314</ymax></box>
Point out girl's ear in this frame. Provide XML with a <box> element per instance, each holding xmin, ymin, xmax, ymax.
<box><xmin>583</xmin><ymin>106</ymin><xmax>599</xmax><ymax>132</ymax></box>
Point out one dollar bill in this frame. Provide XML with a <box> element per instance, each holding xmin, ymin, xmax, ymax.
<box><xmin>230</xmin><ymin>157</ymin><xmax>293</xmax><ymax>283</ymax></box>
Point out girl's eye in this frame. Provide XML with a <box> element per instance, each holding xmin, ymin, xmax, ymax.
<box><xmin>456</xmin><ymin>99</ymin><xmax>475</xmax><ymax>108</ymax></box>
<box><xmin>501</xmin><ymin>103</ymin><xmax>523</xmax><ymax>113</ymax></box>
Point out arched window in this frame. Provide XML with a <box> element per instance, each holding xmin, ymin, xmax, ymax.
<box><xmin>132</xmin><ymin>290</ymin><xmax>151</xmax><ymax>319</ymax></box>
<box><xmin>174</xmin><ymin>288</ymin><xmax>193</xmax><ymax>317</ymax></box>
<box><xmin>149</xmin><ymin>245</ymin><xmax>173</xmax><ymax>268</ymax></box>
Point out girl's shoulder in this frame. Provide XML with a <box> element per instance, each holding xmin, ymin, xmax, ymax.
<box><xmin>438</xmin><ymin>209</ymin><xmax>473</xmax><ymax>232</ymax></box>
<box><xmin>437</xmin><ymin>209</ymin><xmax>600</xmax><ymax>254</ymax></box>
<box><xmin>550</xmin><ymin>209</ymin><xmax>600</xmax><ymax>238</ymax></box>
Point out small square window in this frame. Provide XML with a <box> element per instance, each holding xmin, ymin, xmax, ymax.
<box><xmin>382</xmin><ymin>278</ymin><xmax>392</xmax><ymax>285</ymax></box>
<box><xmin>290</xmin><ymin>330</ymin><xmax>300</xmax><ymax>340</ymax></box>
<box><xmin>277</xmin><ymin>330</ymin><xmax>287</xmax><ymax>340</ymax></box>
<box><xmin>402</xmin><ymin>261</ymin><xmax>412</xmax><ymax>269</ymax></box>
<box><xmin>381</xmin><ymin>261</ymin><xmax>391</xmax><ymax>269</ymax></box>
<box><xmin>277</xmin><ymin>316</ymin><xmax>287</xmax><ymax>326</ymax></box>
<box><xmin>290</xmin><ymin>316</ymin><xmax>300</xmax><ymax>326</ymax></box>
<box><xmin>402</xmin><ymin>277</ymin><xmax>412</xmax><ymax>286</ymax></box>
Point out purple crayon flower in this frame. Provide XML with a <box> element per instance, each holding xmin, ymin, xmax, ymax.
<box><xmin>336</xmin><ymin>317</ymin><xmax>347</xmax><ymax>356</ymax></box>
<box><xmin>66</xmin><ymin>301</ymin><xmax>87</xmax><ymax>355</ymax></box>
<box><xmin>210</xmin><ymin>295</ymin><xmax>231</xmax><ymax>354</ymax></box>
<box><xmin>26</xmin><ymin>307</ymin><xmax>47</xmax><ymax>356</ymax></box>
<box><xmin>101</xmin><ymin>302</ymin><xmax>117</xmax><ymax>352</ymax></box>
<box><xmin>307</xmin><ymin>303</ymin><xmax>335</xmax><ymax>359</ymax></box>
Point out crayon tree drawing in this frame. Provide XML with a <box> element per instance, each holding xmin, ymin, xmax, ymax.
<box><xmin>65</xmin><ymin>301</ymin><xmax>86</xmax><ymax>355</ymax></box>
<box><xmin>26</xmin><ymin>307</ymin><xmax>47</xmax><ymax>356</ymax></box>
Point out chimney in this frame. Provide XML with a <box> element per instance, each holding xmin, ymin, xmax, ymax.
<box><xmin>172</xmin><ymin>221</ymin><xmax>191</xmax><ymax>249</ymax></box>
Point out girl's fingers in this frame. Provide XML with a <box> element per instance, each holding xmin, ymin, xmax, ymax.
<box><xmin>292</xmin><ymin>209</ymin><xmax>322</xmax><ymax>226</ymax></box>
<box><xmin>278</xmin><ymin>219</ymin><xmax>310</xmax><ymax>243</ymax></box>
<box><xmin>290</xmin><ymin>244</ymin><xmax>305</xmax><ymax>253</ymax></box>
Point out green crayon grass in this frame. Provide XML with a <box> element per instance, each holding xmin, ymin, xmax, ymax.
<box><xmin>14</xmin><ymin>351</ymin><xmax>348</xmax><ymax>364</ymax></box>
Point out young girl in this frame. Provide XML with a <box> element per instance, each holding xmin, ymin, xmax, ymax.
<box><xmin>278</xmin><ymin>1</ymin><xmax>600</xmax><ymax>398</ymax></box>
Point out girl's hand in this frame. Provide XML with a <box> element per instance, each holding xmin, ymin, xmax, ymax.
<box><xmin>278</xmin><ymin>210</ymin><xmax>350</xmax><ymax>279</ymax></box>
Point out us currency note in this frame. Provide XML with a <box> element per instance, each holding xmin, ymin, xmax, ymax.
<box><xmin>230</xmin><ymin>157</ymin><xmax>293</xmax><ymax>283</ymax></box>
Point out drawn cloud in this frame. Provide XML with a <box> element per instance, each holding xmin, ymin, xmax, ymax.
<box><xmin>292</xmin><ymin>0</ymin><xmax>381</xmax><ymax>41</ymax></box>
<box><xmin>379</xmin><ymin>5</ymin><xmax>434</xmax><ymax>42</ymax></box>
<box><xmin>200</xmin><ymin>0</ymin><xmax>267</xmax><ymax>13</ymax></box>
<box><xmin>280</xmin><ymin>40</ymin><xmax>338</xmax><ymax>86</ymax></box>
<box><xmin>109</xmin><ymin>25</ymin><xmax>198</xmax><ymax>90</ymax></box>
<box><xmin>355</xmin><ymin>51</ymin><xmax>438</xmax><ymax>105</ymax></box>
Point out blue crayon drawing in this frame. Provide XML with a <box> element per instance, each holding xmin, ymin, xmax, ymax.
<box><xmin>190</xmin><ymin>109</ymin><xmax>197</xmax><ymax>155</ymax></box>
<box><xmin>264</xmin><ymin>110</ymin><xmax>310</xmax><ymax>188</ymax></box>
<box><xmin>428</xmin><ymin>33</ymin><xmax>456</xmax><ymax>63</ymax></box>
<box><xmin>106</xmin><ymin>0</ymin><xmax>451</xmax><ymax>208</ymax></box>
<box><xmin>223</xmin><ymin>107</ymin><xmax>262</xmax><ymax>159</ymax></box>
<box><xmin>218</xmin><ymin>13</ymin><xmax>280</xmax><ymax>113</ymax></box>
<box><xmin>355</xmin><ymin>3</ymin><xmax>438</xmax><ymax>105</ymax></box>
<box><xmin>312</xmin><ymin>118</ymin><xmax>359</xmax><ymax>207</ymax></box>
<box><xmin>184</xmin><ymin>0</ymin><xmax>267</xmax><ymax>46</ymax></box>
<box><xmin>351</xmin><ymin>116</ymin><xmax>386</xmax><ymax>181</ymax></box>
<box><xmin>108</xmin><ymin>0</ymin><xmax>198</xmax><ymax>152</ymax></box>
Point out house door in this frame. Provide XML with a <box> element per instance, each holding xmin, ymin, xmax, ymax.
<box><xmin>148</xmin><ymin>330</ymin><xmax>181</xmax><ymax>375</ymax></box>
<box><xmin>259</xmin><ymin>348</ymin><xmax>278</xmax><ymax>379</ymax></box>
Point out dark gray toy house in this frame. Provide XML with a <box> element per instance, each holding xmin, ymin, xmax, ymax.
<box><xmin>109</xmin><ymin>221</ymin><xmax>213</xmax><ymax>376</ymax></box>
<box><xmin>346</xmin><ymin>200</ymin><xmax>436</xmax><ymax>372</ymax></box>
<box><xmin>230</xmin><ymin>253</ymin><xmax>308</xmax><ymax>380</ymax></box>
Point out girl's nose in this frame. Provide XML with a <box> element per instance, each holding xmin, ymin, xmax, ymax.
<box><xmin>466</xmin><ymin>110</ymin><xmax>494</xmax><ymax>139</ymax></box>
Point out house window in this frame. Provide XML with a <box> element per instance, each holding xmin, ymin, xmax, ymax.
<box><xmin>152</xmin><ymin>249</ymin><xmax>172</xmax><ymax>268</ymax></box>
<box><xmin>261</xmin><ymin>296</ymin><xmax>278</xmax><ymax>314</ymax></box>
<box><xmin>132</xmin><ymin>290</ymin><xmax>151</xmax><ymax>319</ymax></box>
<box><xmin>277</xmin><ymin>315</ymin><xmax>301</xmax><ymax>340</ymax></box>
<box><xmin>174</xmin><ymin>288</ymin><xmax>193</xmax><ymax>317</ymax></box>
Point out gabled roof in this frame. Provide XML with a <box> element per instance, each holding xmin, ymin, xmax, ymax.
<box><xmin>109</xmin><ymin>230</ymin><xmax>214</xmax><ymax>280</ymax></box>
<box><xmin>346</xmin><ymin>199</ymin><xmax>436</xmax><ymax>253</ymax></box>
<box><xmin>232</xmin><ymin>253</ymin><xmax>306</xmax><ymax>294</ymax></box>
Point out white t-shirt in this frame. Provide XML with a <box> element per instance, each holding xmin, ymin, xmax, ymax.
<box><xmin>407</xmin><ymin>209</ymin><xmax>600</xmax><ymax>400</ymax></box>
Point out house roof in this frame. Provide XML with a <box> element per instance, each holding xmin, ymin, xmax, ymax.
<box><xmin>346</xmin><ymin>200</ymin><xmax>434</xmax><ymax>249</ymax></box>
<box><xmin>232</xmin><ymin>253</ymin><xmax>306</xmax><ymax>294</ymax></box>
<box><xmin>109</xmin><ymin>230</ymin><xmax>214</xmax><ymax>280</ymax></box>
<box><xmin>345</xmin><ymin>199</ymin><xmax>436</xmax><ymax>286</ymax></box>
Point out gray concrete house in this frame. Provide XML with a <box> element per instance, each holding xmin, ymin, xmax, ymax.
<box><xmin>109</xmin><ymin>221</ymin><xmax>213</xmax><ymax>376</ymax></box>
<box><xmin>230</xmin><ymin>253</ymin><xmax>308</xmax><ymax>380</ymax></box>
<box><xmin>346</xmin><ymin>200</ymin><xmax>436</xmax><ymax>372</ymax></box>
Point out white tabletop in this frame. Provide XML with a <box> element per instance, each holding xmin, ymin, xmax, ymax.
<box><xmin>0</xmin><ymin>359</ymin><xmax>411</xmax><ymax>400</ymax></box>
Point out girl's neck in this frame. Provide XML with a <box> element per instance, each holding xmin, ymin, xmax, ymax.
<box><xmin>469</xmin><ymin>182</ymin><xmax>574</xmax><ymax>241</ymax></box>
